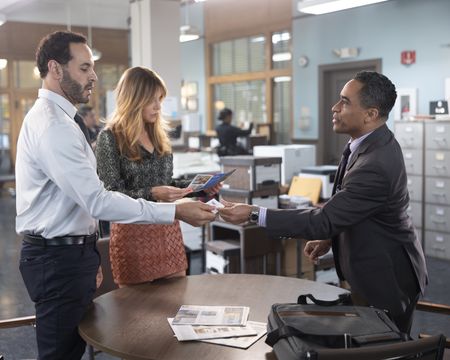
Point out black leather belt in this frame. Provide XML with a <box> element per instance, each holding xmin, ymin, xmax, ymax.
<box><xmin>23</xmin><ymin>233</ymin><xmax>98</xmax><ymax>246</ymax></box>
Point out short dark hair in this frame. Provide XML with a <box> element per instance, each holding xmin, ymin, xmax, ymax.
<box><xmin>36</xmin><ymin>31</ymin><xmax>87</xmax><ymax>78</ymax></box>
<box><xmin>353</xmin><ymin>71</ymin><xmax>397</xmax><ymax>119</ymax></box>
<box><xmin>218</xmin><ymin>108</ymin><xmax>232</xmax><ymax>121</ymax></box>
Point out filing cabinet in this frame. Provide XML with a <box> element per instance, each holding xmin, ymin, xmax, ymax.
<box><xmin>394</xmin><ymin>121</ymin><xmax>424</xmax><ymax>237</ymax></box>
<box><xmin>424</xmin><ymin>121</ymin><xmax>450</xmax><ymax>260</ymax></box>
<box><xmin>219</xmin><ymin>188</ymin><xmax>279</xmax><ymax>209</ymax></box>
<box><xmin>220</xmin><ymin>155</ymin><xmax>281</xmax><ymax>191</ymax></box>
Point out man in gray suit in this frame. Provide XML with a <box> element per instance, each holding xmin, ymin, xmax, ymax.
<box><xmin>219</xmin><ymin>71</ymin><xmax>427</xmax><ymax>334</ymax></box>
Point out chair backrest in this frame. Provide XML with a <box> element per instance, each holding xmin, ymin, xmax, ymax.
<box><xmin>94</xmin><ymin>237</ymin><xmax>118</xmax><ymax>298</ymax></box>
<box><xmin>314</xmin><ymin>335</ymin><xmax>446</xmax><ymax>360</ymax></box>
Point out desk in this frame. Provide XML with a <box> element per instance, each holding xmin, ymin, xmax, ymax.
<box><xmin>79</xmin><ymin>274</ymin><xmax>346</xmax><ymax>360</ymax></box>
<box><xmin>208</xmin><ymin>221</ymin><xmax>282</xmax><ymax>274</ymax></box>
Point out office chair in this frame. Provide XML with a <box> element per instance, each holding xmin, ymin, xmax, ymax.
<box><xmin>0</xmin><ymin>236</ymin><xmax>117</xmax><ymax>360</ymax></box>
<box><xmin>416</xmin><ymin>300</ymin><xmax>450</xmax><ymax>359</ymax></box>
<box><xmin>312</xmin><ymin>334</ymin><xmax>446</xmax><ymax>360</ymax></box>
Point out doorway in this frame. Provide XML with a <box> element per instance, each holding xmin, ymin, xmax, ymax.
<box><xmin>318</xmin><ymin>59</ymin><xmax>381</xmax><ymax>164</ymax></box>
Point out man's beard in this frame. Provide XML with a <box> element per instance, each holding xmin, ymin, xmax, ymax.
<box><xmin>60</xmin><ymin>68</ymin><xmax>90</xmax><ymax>104</ymax></box>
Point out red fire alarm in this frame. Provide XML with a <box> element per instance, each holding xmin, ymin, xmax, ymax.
<box><xmin>401</xmin><ymin>51</ymin><xmax>416</xmax><ymax>65</ymax></box>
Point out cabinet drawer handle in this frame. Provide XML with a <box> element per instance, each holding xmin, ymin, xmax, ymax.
<box><xmin>433</xmin><ymin>137</ymin><xmax>447</xmax><ymax>144</ymax></box>
<box><xmin>432</xmin><ymin>165</ymin><xmax>447</xmax><ymax>170</ymax></box>
<box><xmin>431</xmin><ymin>245</ymin><xmax>446</xmax><ymax>252</ymax></box>
<box><xmin>402</xmin><ymin>137</ymin><xmax>415</xmax><ymax>145</ymax></box>
<box><xmin>432</xmin><ymin>219</ymin><xmax>447</xmax><ymax>224</ymax></box>
<box><xmin>432</xmin><ymin>192</ymin><xmax>447</xmax><ymax>197</ymax></box>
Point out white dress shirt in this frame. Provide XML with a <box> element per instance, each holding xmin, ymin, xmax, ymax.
<box><xmin>16</xmin><ymin>89</ymin><xmax>175</xmax><ymax>238</ymax></box>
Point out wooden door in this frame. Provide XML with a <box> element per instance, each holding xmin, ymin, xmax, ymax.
<box><xmin>318</xmin><ymin>59</ymin><xmax>381</xmax><ymax>165</ymax></box>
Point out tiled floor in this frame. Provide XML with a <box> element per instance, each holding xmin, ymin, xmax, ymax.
<box><xmin>1</xmin><ymin>192</ymin><xmax>449</xmax><ymax>359</ymax></box>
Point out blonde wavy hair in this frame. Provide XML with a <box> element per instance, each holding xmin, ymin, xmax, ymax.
<box><xmin>106</xmin><ymin>66</ymin><xmax>171</xmax><ymax>160</ymax></box>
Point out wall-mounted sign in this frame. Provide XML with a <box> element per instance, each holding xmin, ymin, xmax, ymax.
<box><xmin>401</xmin><ymin>50</ymin><xmax>416</xmax><ymax>65</ymax></box>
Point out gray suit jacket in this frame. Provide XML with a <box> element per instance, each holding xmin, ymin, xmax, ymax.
<box><xmin>266</xmin><ymin>124</ymin><xmax>427</xmax><ymax>317</ymax></box>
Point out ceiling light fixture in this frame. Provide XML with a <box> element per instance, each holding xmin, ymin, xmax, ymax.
<box><xmin>0</xmin><ymin>59</ymin><xmax>7</xmax><ymax>70</ymax></box>
<box><xmin>87</xmin><ymin>5</ymin><xmax>102</xmax><ymax>61</ymax></box>
<box><xmin>274</xmin><ymin>76</ymin><xmax>292</xmax><ymax>83</ymax></box>
<box><xmin>272</xmin><ymin>52</ymin><xmax>292</xmax><ymax>62</ymax></box>
<box><xmin>0</xmin><ymin>12</ymin><xmax>6</xmax><ymax>26</ymax></box>
<box><xmin>298</xmin><ymin>0</ymin><xmax>389</xmax><ymax>15</ymax></box>
<box><xmin>180</xmin><ymin>25</ymin><xmax>200</xmax><ymax>43</ymax></box>
<box><xmin>180</xmin><ymin>0</ymin><xmax>200</xmax><ymax>43</ymax></box>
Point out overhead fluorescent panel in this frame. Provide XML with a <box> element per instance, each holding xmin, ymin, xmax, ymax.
<box><xmin>298</xmin><ymin>0</ymin><xmax>389</xmax><ymax>15</ymax></box>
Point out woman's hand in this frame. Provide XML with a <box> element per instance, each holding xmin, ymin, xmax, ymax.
<box><xmin>151</xmin><ymin>186</ymin><xmax>193</xmax><ymax>202</ymax></box>
<box><xmin>203</xmin><ymin>183</ymin><xmax>222</xmax><ymax>196</ymax></box>
<box><xmin>96</xmin><ymin>266</ymin><xmax>103</xmax><ymax>288</ymax></box>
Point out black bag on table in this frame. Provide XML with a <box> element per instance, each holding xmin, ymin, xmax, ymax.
<box><xmin>266</xmin><ymin>294</ymin><xmax>408</xmax><ymax>360</ymax></box>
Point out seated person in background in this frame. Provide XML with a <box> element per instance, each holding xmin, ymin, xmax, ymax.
<box><xmin>78</xmin><ymin>104</ymin><xmax>101</xmax><ymax>148</ymax></box>
<box><xmin>215</xmin><ymin>108</ymin><xmax>253</xmax><ymax>156</ymax></box>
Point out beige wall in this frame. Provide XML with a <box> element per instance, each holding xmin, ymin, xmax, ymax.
<box><xmin>204</xmin><ymin>0</ymin><xmax>292</xmax><ymax>43</ymax></box>
<box><xmin>0</xmin><ymin>21</ymin><xmax>128</xmax><ymax>64</ymax></box>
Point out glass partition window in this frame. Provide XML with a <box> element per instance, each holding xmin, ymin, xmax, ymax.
<box><xmin>0</xmin><ymin>93</ymin><xmax>11</xmax><ymax>173</ymax></box>
<box><xmin>212</xmin><ymin>35</ymin><xmax>265</xmax><ymax>76</ymax></box>
<box><xmin>96</xmin><ymin>64</ymin><xmax>127</xmax><ymax>90</ymax></box>
<box><xmin>272</xmin><ymin>31</ymin><xmax>291</xmax><ymax>70</ymax></box>
<box><xmin>273</xmin><ymin>76</ymin><xmax>291</xmax><ymax>144</ymax></box>
<box><xmin>95</xmin><ymin>64</ymin><xmax>127</xmax><ymax>119</ymax></box>
<box><xmin>0</xmin><ymin>59</ymin><xmax>8</xmax><ymax>88</ymax></box>
<box><xmin>213</xmin><ymin>80</ymin><xmax>266</xmax><ymax>126</ymax></box>
<box><xmin>13</xmin><ymin>61</ymin><xmax>41</xmax><ymax>88</ymax></box>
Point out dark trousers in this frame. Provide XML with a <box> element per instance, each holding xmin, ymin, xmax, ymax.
<box><xmin>19</xmin><ymin>241</ymin><xmax>100</xmax><ymax>360</ymax></box>
<box><xmin>351</xmin><ymin>290</ymin><xmax>419</xmax><ymax>335</ymax></box>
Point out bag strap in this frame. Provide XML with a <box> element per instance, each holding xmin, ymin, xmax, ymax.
<box><xmin>297</xmin><ymin>293</ymin><xmax>352</xmax><ymax>306</ymax></box>
<box><xmin>266</xmin><ymin>324</ymin><xmax>352</xmax><ymax>348</ymax></box>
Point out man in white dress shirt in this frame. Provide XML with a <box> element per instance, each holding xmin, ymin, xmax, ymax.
<box><xmin>15</xmin><ymin>31</ymin><xmax>215</xmax><ymax>360</ymax></box>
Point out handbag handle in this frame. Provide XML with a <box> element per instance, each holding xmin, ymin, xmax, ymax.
<box><xmin>297</xmin><ymin>293</ymin><xmax>352</xmax><ymax>306</ymax></box>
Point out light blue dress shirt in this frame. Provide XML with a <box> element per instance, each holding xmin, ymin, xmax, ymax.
<box><xmin>15</xmin><ymin>89</ymin><xmax>175</xmax><ymax>238</ymax></box>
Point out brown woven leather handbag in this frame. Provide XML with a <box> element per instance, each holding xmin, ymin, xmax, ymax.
<box><xmin>109</xmin><ymin>221</ymin><xmax>187</xmax><ymax>285</ymax></box>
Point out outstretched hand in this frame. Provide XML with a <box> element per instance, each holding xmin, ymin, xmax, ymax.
<box><xmin>175</xmin><ymin>200</ymin><xmax>216</xmax><ymax>227</ymax></box>
<box><xmin>151</xmin><ymin>186</ymin><xmax>192</xmax><ymax>202</ymax></box>
<box><xmin>218</xmin><ymin>200</ymin><xmax>253</xmax><ymax>224</ymax></box>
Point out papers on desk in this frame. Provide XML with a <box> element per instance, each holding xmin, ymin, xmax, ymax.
<box><xmin>168</xmin><ymin>305</ymin><xmax>266</xmax><ymax>349</ymax></box>
<box><xmin>168</xmin><ymin>318</ymin><xmax>267</xmax><ymax>348</ymax></box>
<box><xmin>168</xmin><ymin>318</ymin><xmax>257</xmax><ymax>341</ymax></box>
<box><xmin>200</xmin><ymin>321</ymin><xmax>267</xmax><ymax>349</ymax></box>
<box><xmin>172</xmin><ymin>305</ymin><xmax>249</xmax><ymax>326</ymax></box>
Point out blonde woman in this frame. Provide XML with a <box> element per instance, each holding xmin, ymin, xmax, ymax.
<box><xmin>96</xmin><ymin>67</ymin><xmax>218</xmax><ymax>286</ymax></box>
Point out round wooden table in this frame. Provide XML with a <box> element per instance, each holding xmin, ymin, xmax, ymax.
<box><xmin>79</xmin><ymin>274</ymin><xmax>346</xmax><ymax>360</ymax></box>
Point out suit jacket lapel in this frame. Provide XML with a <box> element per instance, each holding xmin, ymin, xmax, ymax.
<box><xmin>346</xmin><ymin>124</ymin><xmax>389</xmax><ymax>172</ymax></box>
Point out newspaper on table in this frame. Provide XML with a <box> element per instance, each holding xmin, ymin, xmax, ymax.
<box><xmin>172</xmin><ymin>305</ymin><xmax>249</xmax><ymax>326</ymax></box>
<box><xmin>200</xmin><ymin>321</ymin><xmax>267</xmax><ymax>349</ymax></box>
<box><xmin>167</xmin><ymin>318</ymin><xmax>258</xmax><ymax>341</ymax></box>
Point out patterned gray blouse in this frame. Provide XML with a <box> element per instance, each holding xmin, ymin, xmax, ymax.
<box><xmin>96</xmin><ymin>129</ymin><xmax>189</xmax><ymax>201</ymax></box>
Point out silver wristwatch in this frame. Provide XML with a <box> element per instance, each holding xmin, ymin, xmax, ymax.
<box><xmin>248</xmin><ymin>206</ymin><xmax>260</xmax><ymax>224</ymax></box>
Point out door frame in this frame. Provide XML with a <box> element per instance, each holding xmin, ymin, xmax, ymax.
<box><xmin>318</xmin><ymin>59</ymin><xmax>381</xmax><ymax>164</ymax></box>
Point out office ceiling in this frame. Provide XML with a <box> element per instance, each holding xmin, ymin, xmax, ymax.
<box><xmin>0</xmin><ymin>0</ymin><xmax>131</xmax><ymax>29</ymax></box>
